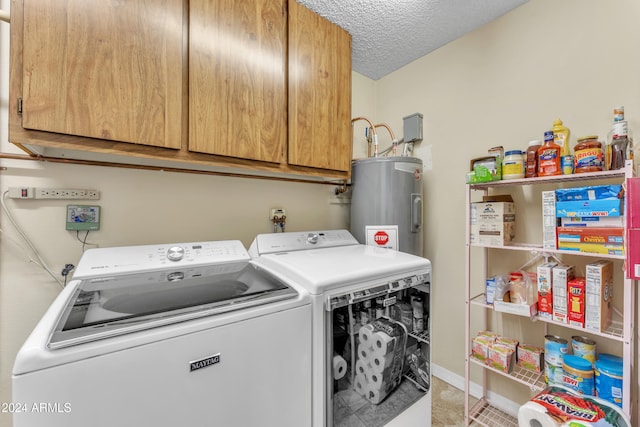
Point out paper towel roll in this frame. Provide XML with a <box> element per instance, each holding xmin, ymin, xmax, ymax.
<box><xmin>517</xmin><ymin>401</ymin><xmax>559</xmax><ymax>427</ymax></box>
<box><xmin>355</xmin><ymin>359</ymin><xmax>371</xmax><ymax>378</ymax></box>
<box><xmin>333</xmin><ymin>353</ymin><xmax>347</xmax><ymax>380</ymax></box>
<box><xmin>372</xmin><ymin>331</ymin><xmax>396</xmax><ymax>356</ymax></box>
<box><xmin>370</xmin><ymin>352</ymin><xmax>393</xmax><ymax>373</ymax></box>
<box><xmin>359</xmin><ymin>324</ymin><xmax>375</xmax><ymax>346</ymax></box>
<box><xmin>354</xmin><ymin>373</ymin><xmax>368</xmax><ymax>396</ymax></box>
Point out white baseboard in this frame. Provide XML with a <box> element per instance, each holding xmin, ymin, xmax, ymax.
<box><xmin>431</xmin><ymin>363</ymin><xmax>521</xmax><ymax>417</ymax></box>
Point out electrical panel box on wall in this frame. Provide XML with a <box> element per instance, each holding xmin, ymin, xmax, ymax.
<box><xmin>403</xmin><ymin>113</ymin><xmax>423</xmax><ymax>142</ymax></box>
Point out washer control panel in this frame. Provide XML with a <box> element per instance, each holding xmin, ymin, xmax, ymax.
<box><xmin>73</xmin><ymin>240</ymin><xmax>250</xmax><ymax>278</ymax></box>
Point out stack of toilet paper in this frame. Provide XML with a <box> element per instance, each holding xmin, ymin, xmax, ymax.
<box><xmin>518</xmin><ymin>385</ymin><xmax>630</xmax><ymax>427</ymax></box>
<box><xmin>354</xmin><ymin>318</ymin><xmax>407</xmax><ymax>404</ymax></box>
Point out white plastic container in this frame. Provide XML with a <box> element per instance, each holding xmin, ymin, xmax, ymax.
<box><xmin>502</xmin><ymin>150</ymin><xmax>525</xmax><ymax>179</ymax></box>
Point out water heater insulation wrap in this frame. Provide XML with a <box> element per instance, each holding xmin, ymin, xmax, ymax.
<box><xmin>350</xmin><ymin>157</ymin><xmax>423</xmax><ymax>256</ymax></box>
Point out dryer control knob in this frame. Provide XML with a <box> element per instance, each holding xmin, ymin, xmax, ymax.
<box><xmin>307</xmin><ymin>233</ymin><xmax>319</xmax><ymax>244</ymax></box>
<box><xmin>167</xmin><ymin>246</ymin><xmax>185</xmax><ymax>261</ymax></box>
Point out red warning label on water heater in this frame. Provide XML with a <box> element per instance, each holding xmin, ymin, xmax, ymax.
<box><xmin>374</xmin><ymin>231</ymin><xmax>389</xmax><ymax>245</ymax></box>
<box><xmin>365</xmin><ymin>226</ymin><xmax>399</xmax><ymax>251</ymax></box>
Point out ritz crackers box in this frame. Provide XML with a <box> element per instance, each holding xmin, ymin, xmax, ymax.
<box><xmin>567</xmin><ymin>277</ymin><xmax>586</xmax><ymax>328</ymax></box>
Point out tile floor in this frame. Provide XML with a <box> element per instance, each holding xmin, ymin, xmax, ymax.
<box><xmin>431</xmin><ymin>376</ymin><xmax>468</xmax><ymax>426</ymax></box>
<box><xmin>333</xmin><ymin>372</ymin><xmax>473</xmax><ymax>427</ymax></box>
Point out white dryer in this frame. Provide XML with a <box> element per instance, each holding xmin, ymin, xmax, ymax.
<box><xmin>250</xmin><ymin>230</ymin><xmax>432</xmax><ymax>427</ymax></box>
<box><xmin>13</xmin><ymin>240</ymin><xmax>312</xmax><ymax>427</ymax></box>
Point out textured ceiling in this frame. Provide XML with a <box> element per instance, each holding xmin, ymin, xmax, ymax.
<box><xmin>297</xmin><ymin>0</ymin><xmax>529</xmax><ymax>80</ymax></box>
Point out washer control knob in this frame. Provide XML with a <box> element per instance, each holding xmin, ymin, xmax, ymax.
<box><xmin>307</xmin><ymin>233</ymin><xmax>319</xmax><ymax>244</ymax></box>
<box><xmin>167</xmin><ymin>246</ymin><xmax>185</xmax><ymax>261</ymax></box>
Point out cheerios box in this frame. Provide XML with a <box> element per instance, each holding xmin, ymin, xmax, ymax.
<box><xmin>470</xmin><ymin>195</ymin><xmax>515</xmax><ymax>246</ymax></box>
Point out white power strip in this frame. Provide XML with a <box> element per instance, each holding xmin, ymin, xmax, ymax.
<box><xmin>8</xmin><ymin>187</ymin><xmax>100</xmax><ymax>200</ymax></box>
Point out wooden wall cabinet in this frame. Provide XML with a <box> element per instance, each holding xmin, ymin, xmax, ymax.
<box><xmin>9</xmin><ymin>0</ymin><xmax>353</xmax><ymax>180</ymax></box>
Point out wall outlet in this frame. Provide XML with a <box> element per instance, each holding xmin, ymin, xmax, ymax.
<box><xmin>36</xmin><ymin>188</ymin><xmax>100</xmax><ymax>200</ymax></box>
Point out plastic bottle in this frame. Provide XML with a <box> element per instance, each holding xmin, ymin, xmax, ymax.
<box><xmin>502</xmin><ymin>150</ymin><xmax>525</xmax><ymax>179</ymax></box>
<box><xmin>538</xmin><ymin>131</ymin><xmax>562</xmax><ymax>176</ymax></box>
<box><xmin>525</xmin><ymin>140</ymin><xmax>541</xmax><ymax>178</ymax></box>
<box><xmin>553</xmin><ymin>118</ymin><xmax>571</xmax><ymax>157</ymax></box>
<box><xmin>606</xmin><ymin>106</ymin><xmax>634</xmax><ymax>170</ymax></box>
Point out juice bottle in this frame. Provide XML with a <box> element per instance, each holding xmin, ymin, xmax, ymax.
<box><xmin>553</xmin><ymin>118</ymin><xmax>571</xmax><ymax>157</ymax></box>
<box><xmin>538</xmin><ymin>131</ymin><xmax>562</xmax><ymax>176</ymax></box>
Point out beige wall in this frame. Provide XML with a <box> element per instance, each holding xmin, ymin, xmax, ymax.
<box><xmin>2</xmin><ymin>0</ymin><xmax>640</xmax><ymax>424</ymax></box>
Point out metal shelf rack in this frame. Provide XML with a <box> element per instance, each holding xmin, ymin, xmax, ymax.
<box><xmin>464</xmin><ymin>161</ymin><xmax>636</xmax><ymax>425</ymax></box>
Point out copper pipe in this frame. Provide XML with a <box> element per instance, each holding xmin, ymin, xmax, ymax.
<box><xmin>373</xmin><ymin>123</ymin><xmax>396</xmax><ymax>142</ymax></box>
<box><xmin>0</xmin><ymin>152</ymin><xmax>345</xmax><ymax>186</ymax></box>
<box><xmin>351</xmin><ymin>116</ymin><xmax>378</xmax><ymax>158</ymax></box>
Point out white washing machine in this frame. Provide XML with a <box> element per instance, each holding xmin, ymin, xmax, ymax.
<box><xmin>249</xmin><ymin>230</ymin><xmax>432</xmax><ymax>427</ymax></box>
<box><xmin>12</xmin><ymin>240</ymin><xmax>312</xmax><ymax>427</ymax></box>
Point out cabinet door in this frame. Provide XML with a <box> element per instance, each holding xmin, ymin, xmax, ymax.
<box><xmin>20</xmin><ymin>0</ymin><xmax>184</xmax><ymax>149</ymax></box>
<box><xmin>189</xmin><ymin>0</ymin><xmax>287</xmax><ymax>163</ymax></box>
<box><xmin>288</xmin><ymin>0</ymin><xmax>352</xmax><ymax>172</ymax></box>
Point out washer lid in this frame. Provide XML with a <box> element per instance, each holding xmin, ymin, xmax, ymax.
<box><xmin>253</xmin><ymin>244</ymin><xmax>431</xmax><ymax>295</ymax></box>
<box><xmin>48</xmin><ymin>261</ymin><xmax>296</xmax><ymax>349</ymax></box>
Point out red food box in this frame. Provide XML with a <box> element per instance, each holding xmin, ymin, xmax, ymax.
<box><xmin>567</xmin><ymin>277</ymin><xmax>586</xmax><ymax>328</ymax></box>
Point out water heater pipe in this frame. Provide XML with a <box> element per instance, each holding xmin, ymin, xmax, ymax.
<box><xmin>351</xmin><ymin>116</ymin><xmax>377</xmax><ymax>157</ymax></box>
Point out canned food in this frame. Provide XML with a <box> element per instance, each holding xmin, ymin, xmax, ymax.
<box><xmin>595</xmin><ymin>358</ymin><xmax>623</xmax><ymax>407</ymax></box>
<box><xmin>545</xmin><ymin>335</ymin><xmax>568</xmax><ymax>366</ymax></box>
<box><xmin>563</xmin><ymin>355</ymin><xmax>595</xmax><ymax>395</ymax></box>
<box><xmin>561</xmin><ymin>155</ymin><xmax>574</xmax><ymax>174</ymax></box>
<box><xmin>545</xmin><ymin>362</ymin><xmax>563</xmax><ymax>385</ymax></box>
<box><xmin>571</xmin><ymin>336</ymin><xmax>596</xmax><ymax>364</ymax></box>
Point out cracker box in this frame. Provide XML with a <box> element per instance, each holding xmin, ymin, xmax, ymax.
<box><xmin>470</xmin><ymin>195</ymin><xmax>515</xmax><ymax>246</ymax></box>
<box><xmin>537</xmin><ymin>262</ymin><xmax>557</xmax><ymax>320</ymax></box>
<box><xmin>542</xmin><ymin>191</ymin><xmax>558</xmax><ymax>250</ymax></box>
<box><xmin>585</xmin><ymin>260</ymin><xmax>613</xmax><ymax>333</ymax></box>
<box><xmin>552</xmin><ymin>265</ymin><xmax>574</xmax><ymax>323</ymax></box>
<box><xmin>567</xmin><ymin>277</ymin><xmax>586</xmax><ymax>328</ymax></box>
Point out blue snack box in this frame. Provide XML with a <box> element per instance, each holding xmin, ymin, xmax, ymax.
<box><xmin>555</xmin><ymin>185</ymin><xmax>623</xmax><ymax>202</ymax></box>
<box><xmin>556</xmin><ymin>199</ymin><xmax>624</xmax><ymax>218</ymax></box>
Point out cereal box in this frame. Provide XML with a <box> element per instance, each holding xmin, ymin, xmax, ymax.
<box><xmin>585</xmin><ymin>260</ymin><xmax>613</xmax><ymax>333</ymax></box>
